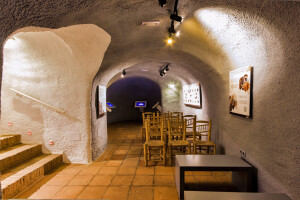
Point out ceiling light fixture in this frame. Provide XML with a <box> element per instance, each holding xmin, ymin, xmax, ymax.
<box><xmin>165</xmin><ymin>0</ymin><xmax>181</xmax><ymax>44</ymax></box>
<box><xmin>158</xmin><ymin>0</ymin><xmax>167</xmax><ymax>7</ymax></box>
<box><xmin>159</xmin><ymin>63</ymin><xmax>170</xmax><ymax>77</ymax></box>
<box><xmin>167</xmin><ymin>38</ymin><xmax>173</xmax><ymax>44</ymax></box>
<box><xmin>121</xmin><ymin>69</ymin><xmax>126</xmax><ymax>78</ymax></box>
<box><xmin>166</xmin><ymin>20</ymin><xmax>176</xmax><ymax>45</ymax></box>
<box><xmin>170</xmin><ymin>13</ymin><xmax>182</xmax><ymax>22</ymax></box>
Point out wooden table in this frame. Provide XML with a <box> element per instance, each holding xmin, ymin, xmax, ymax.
<box><xmin>175</xmin><ymin>155</ymin><xmax>255</xmax><ymax>200</ymax></box>
<box><xmin>184</xmin><ymin>191</ymin><xmax>292</xmax><ymax>200</ymax></box>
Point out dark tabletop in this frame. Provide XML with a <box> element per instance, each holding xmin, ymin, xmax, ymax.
<box><xmin>176</xmin><ymin>155</ymin><xmax>252</xmax><ymax>168</ymax></box>
<box><xmin>184</xmin><ymin>191</ymin><xmax>292</xmax><ymax>200</ymax></box>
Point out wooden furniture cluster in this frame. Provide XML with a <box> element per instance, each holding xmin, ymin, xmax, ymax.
<box><xmin>141</xmin><ymin>112</ymin><xmax>216</xmax><ymax>166</ymax></box>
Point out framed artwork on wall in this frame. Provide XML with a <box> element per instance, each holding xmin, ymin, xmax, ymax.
<box><xmin>183</xmin><ymin>83</ymin><xmax>202</xmax><ymax>108</ymax></box>
<box><xmin>229</xmin><ymin>66</ymin><xmax>253</xmax><ymax>118</ymax></box>
<box><xmin>96</xmin><ymin>85</ymin><xmax>106</xmax><ymax>118</ymax></box>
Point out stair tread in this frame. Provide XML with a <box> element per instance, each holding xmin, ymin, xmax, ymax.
<box><xmin>0</xmin><ymin>144</ymin><xmax>41</xmax><ymax>158</ymax></box>
<box><xmin>0</xmin><ymin>134</ymin><xmax>21</xmax><ymax>138</ymax></box>
<box><xmin>0</xmin><ymin>134</ymin><xmax>21</xmax><ymax>150</ymax></box>
<box><xmin>1</xmin><ymin>154</ymin><xmax>49</xmax><ymax>179</ymax></box>
<box><xmin>2</xmin><ymin>154</ymin><xmax>62</xmax><ymax>186</ymax></box>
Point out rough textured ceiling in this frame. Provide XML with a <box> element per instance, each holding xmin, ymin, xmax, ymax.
<box><xmin>1</xmin><ymin>0</ymin><xmax>288</xmax><ymax>78</ymax></box>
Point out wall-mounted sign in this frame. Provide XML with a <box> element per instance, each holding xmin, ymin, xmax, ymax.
<box><xmin>135</xmin><ymin>101</ymin><xmax>147</xmax><ymax>108</ymax></box>
<box><xmin>183</xmin><ymin>83</ymin><xmax>202</xmax><ymax>108</ymax></box>
<box><xmin>97</xmin><ymin>85</ymin><xmax>106</xmax><ymax>118</ymax></box>
<box><xmin>229</xmin><ymin>66</ymin><xmax>253</xmax><ymax>118</ymax></box>
<box><xmin>106</xmin><ymin>102</ymin><xmax>115</xmax><ymax>108</ymax></box>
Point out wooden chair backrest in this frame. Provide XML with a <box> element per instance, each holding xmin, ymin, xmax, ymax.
<box><xmin>168</xmin><ymin>118</ymin><xmax>186</xmax><ymax>140</ymax></box>
<box><xmin>157</xmin><ymin>112</ymin><xmax>170</xmax><ymax>131</ymax></box>
<box><xmin>193</xmin><ymin>119</ymin><xmax>212</xmax><ymax>141</ymax></box>
<box><xmin>183</xmin><ymin>115</ymin><xmax>196</xmax><ymax>128</ymax></box>
<box><xmin>170</xmin><ymin>112</ymin><xmax>183</xmax><ymax>121</ymax></box>
<box><xmin>142</xmin><ymin>112</ymin><xmax>155</xmax><ymax>127</ymax></box>
<box><xmin>156</xmin><ymin>112</ymin><xmax>169</xmax><ymax>120</ymax></box>
<box><xmin>145</xmin><ymin>115</ymin><xmax>164</xmax><ymax>141</ymax></box>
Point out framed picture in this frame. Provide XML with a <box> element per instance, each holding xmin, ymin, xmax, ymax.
<box><xmin>96</xmin><ymin>85</ymin><xmax>106</xmax><ymax>118</ymax></box>
<box><xmin>183</xmin><ymin>83</ymin><xmax>202</xmax><ymax>108</ymax></box>
<box><xmin>229</xmin><ymin>66</ymin><xmax>253</xmax><ymax>118</ymax></box>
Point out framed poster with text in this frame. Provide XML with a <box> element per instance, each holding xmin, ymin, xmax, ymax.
<box><xmin>183</xmin><ymin>83</ymin><xmax>202</xmax><ymax>108</ymax></box>
<box><xmin>229</xmin><ymin>66</ymin><xmax>253</xmax><ymax>118</ymax></box>
<box><xmin>97</xmin><ymin>85</ymin><xmax>106</xmax><ymax>118</ymax></box>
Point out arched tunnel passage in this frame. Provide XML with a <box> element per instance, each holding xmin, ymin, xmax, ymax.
<box><xmin>106</xmin><ymin>76</ymin><xmax>162</xmax><ymax>123</ymax></box>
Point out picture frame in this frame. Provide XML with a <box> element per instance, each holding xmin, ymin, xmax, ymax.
<box><xmin>183</xmin><ymin>83</ymin><xmax>202</xmax><ymax>108</ymax></box>
<box><xmin>96</xmin><ymin>85</ymin><xmax>106</xmax><ymax>118</ymax></box>
<box><xmin>229</xmin><ymin>66</ymin><xmax>253</xmax><ymax>118</ymax></box>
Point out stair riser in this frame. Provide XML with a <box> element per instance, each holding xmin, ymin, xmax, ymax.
<box><xmin>44</xmin><ymin>155</ymin><xmax>63</xmax><ymax>174</ymax></box>
<box><xmin>2</xmin><ymin>154</ymin><xmax>63</xmax><ymax>199</ymax></box>
<box><xmin>0</xmin><ymin>145</ymin><xmax>42</xmax><ymax>172</ymax></box>
<box><xmin>0</xmin><ymin>135</ymin><xmax>21</xmax><ymax>150</ymax></box>
<box><xmin>3</xmin><ymin>167</ymin><xmax>44</xmax><ymax>199</ymax></box>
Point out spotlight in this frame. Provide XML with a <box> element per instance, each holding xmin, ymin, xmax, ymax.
<box><xmin>159</xmin><ymin>63</ymin><xmax>170</xmax><ymax>77</ymax></box>
<box><xmin>121</xmin><ymin>69</ymin><xmax>126</xmax><ymax>78</ymax></box>
<box><xmin>160</xmin><ymin>71</ymin><xmax>166</xmax><ymax>77</ymax></box>
<box><xmin>166</xmin><ymin>21</ymin><xmax>176</xmax><ymax>45</ymax></box>
<box><xmin>170</xmin><ymin>14</ymin><xmax>182</xmax><ymax>22</ymax></box>
<box><xmin>167</xmin><ymin>20</ymin><xmax>176</xmax><ymax>35</ymax></box>
<box><xmin>158</xmin><ymin>0</ymin><xmax>166</xmax><ymax>7</ymax></box>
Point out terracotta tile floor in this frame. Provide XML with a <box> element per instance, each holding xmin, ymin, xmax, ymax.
<box><xmin>16</xmin><ymin>121</ymin><xmax>236</xmax><ymax>200</ymax></box>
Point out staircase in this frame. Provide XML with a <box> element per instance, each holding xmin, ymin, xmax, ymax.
<box><xmin>0</xmin><ymin>135</ymin><xmax>63</xmax><ymax>199</ymax></box>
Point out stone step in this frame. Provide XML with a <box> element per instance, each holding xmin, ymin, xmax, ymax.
<box><xmin>1</xmin><ymin>154</ymin><xmax>49</xmax><ymax>180</ymax></box>
<box><xmin>1</xmin><ymin>154</ymin><xmax>63</xmax><ymax>199</ymax></box>
<box><xmin>0</xmin><ymin>144</ymin><xmax>42</xmax><ymax>172</ymax></box>
<box><xmin>0</xmin><ymin>135</ymin><xmax>21</xmax><ymax>150</ymax></box>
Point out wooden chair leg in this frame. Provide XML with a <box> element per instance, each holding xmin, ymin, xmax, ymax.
<box><xmin>144</xmin><ymin>144</ymin><xmax>148</xmax><ymax>167</ymax></box>
<box><xmin>213</xmin><ymin>145</ymin><xmax>216</xmax><ymax>155</ymax></box>
<box><xmin>199</xmin><ymin>146</ymin><xmax>202</xmax><ymax>154</ymax></box>
<box><xmin>188</xmin><ymin>144</ymin><xmax>191</xmax><ymax>154</ymax></box>
<box><xmin>193</xmin><ymin>143</ymin><xmax>196</xmax><ymax>154</ymax></box>
<box><xmin>163</xmin><ymin>145</ymin><xmax>166</xmax><ymax>166</ymax></box>
<box><xmin>168</xmin><ymin>145</ymin><xmax>172</xmax><ymax>166</ymax></box>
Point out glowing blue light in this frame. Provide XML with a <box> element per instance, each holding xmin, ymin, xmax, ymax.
<box><xmin>135</xmin><ymin>101</ymin><xmax>147</xmax><ymax>108</ymax></box>
<box><xmin>107</xmin><ymin>102</ymin><xmax>115</xmax><ymax>108</ymax></box>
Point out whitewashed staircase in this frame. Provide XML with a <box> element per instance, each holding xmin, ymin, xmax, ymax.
<box><xmin>0</xmin><ymin>134</ymin><xmax>63</xmax><ymax>199</ymax></box>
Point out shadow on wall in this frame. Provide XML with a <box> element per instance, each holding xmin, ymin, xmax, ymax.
<box><xmin>106</xmin><ymin>77</ymin><xmax>161</xmax><ymax>123</ymax></box>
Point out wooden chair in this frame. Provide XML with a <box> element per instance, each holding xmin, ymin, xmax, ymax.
<box><xmin>182</xmin><ymin>115</ymin><xmax>196</xmax><ymax>140</ymax></box>
<box><xmin>141</xmin><ymin>112</ymin><xmax>155</xmax><ymax>142</ymax></box>
<box><xmin>167</xmin><ymin>118</ymin><xmax>191</xmax><ymax>166</ymax></box>
<box><xmin>144</xmin><ymin>116</ymin><xmax>166</xmax><ymax>166</ymax></box>
<box><xmin>193</xmin><ymin>119</ymin><xmax>215</xmax><ymax>155</ymax></box>
<box><xmin>170</xmin><ymin>112</ymin><xmax>183</xmax><ymax>121</ymax></box>
<box><xmin>157</xmin><ymin>112</ymin><xmax>170</xmax><ymax>134</ymax></box>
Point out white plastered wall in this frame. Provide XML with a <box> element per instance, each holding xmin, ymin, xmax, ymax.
<box><xmin>174</xmin><ymin>6</ymin><xmax>300</xmax><ymax>199</ymax></box>
<box><xmin>1</xmin><ymin>24</ymin><xmax>111</xmax><ymax>163</ymax></box>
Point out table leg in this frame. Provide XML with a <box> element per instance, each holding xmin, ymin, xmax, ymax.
<box><xmin>175</xmin><ymin>160</ymin><xmax>185</xmax><ymax>199</ymax></box>
<box><xmin>232</xmin><ymin>170</ymin><xmax>253</xmax><ymax>192</ymax></box>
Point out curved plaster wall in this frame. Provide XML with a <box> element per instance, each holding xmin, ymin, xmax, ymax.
<box><xmin>174</xmin><ymin>5</ymin><xmax>300</xmax><ymax>199</ymax></box>
<box><xmin>1</xmin><ymin>24</ymin><xmax>110</xmax><ymax>163</ymax></box>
